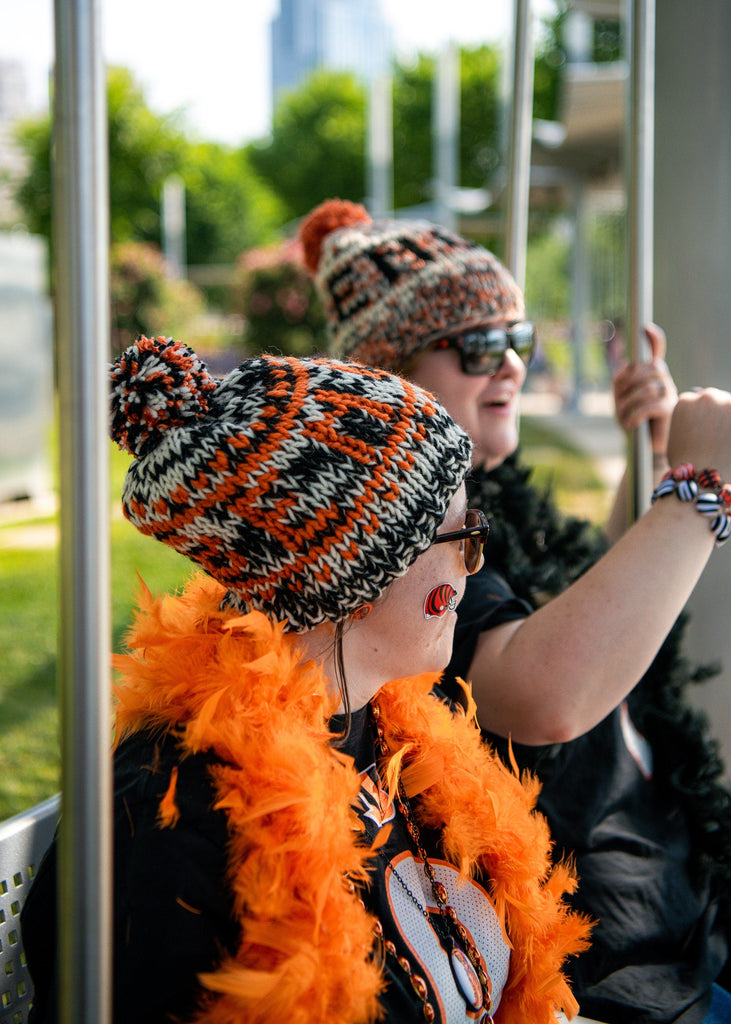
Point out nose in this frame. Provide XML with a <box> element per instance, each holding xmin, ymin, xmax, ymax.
<box><xmin>494</xmin><ymin>347</ymin><xmax>527</xmax><ymax>383</ymax></box>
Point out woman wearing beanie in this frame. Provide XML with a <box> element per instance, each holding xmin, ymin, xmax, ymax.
<box><xmin>300</xmin><ymin>199</ymin><xmax>731</xmax><ymax>1024</ymax></box>
<box><xmin>21</xmin><ymin>336</ymin><xmax>590</xmax><ymax>1024</ymax></box>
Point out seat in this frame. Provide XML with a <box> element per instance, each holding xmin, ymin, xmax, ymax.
<box><xmin>0</xmin><ymin>796</ymin><xmax>59</xmax><ymax>1024</ymax></box>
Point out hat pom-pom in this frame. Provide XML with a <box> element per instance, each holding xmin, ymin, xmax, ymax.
<box><xmin>299</xmin><ymin>198</ymin><xmax>371</xmax><ymax>273</ymax></box>
<box><xmin>109</xmin><ymin>335</ymin><xmax>217</xmax><ymax>457</ymax></box>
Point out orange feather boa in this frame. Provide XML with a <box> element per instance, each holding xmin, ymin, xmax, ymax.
<box><xmin>113</xmin><ymin>575</ymin><xmax>591</xmax><ymax>1024</ymax></box>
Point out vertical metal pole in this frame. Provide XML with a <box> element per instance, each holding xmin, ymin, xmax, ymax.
<box><xmin>162</xmin><ymin>174</ymin><xmax>187</xmax><ymax>278</ymax></box>
<box><xmin>570</xmin><ymin>178</ymin><xmax>589</xmax><ymax>409</ymax></box>
<box><xmin>53</xmin><ymin>1</ymin><xmax>112</xmax><ymax>1022</ymax></box>
<box><xmin>367</xmin><ymin>71</ymin><xmax>393</xmax><ymax>218</ymax></box>
<box><xmin>505</xmin><ymin>0</ymin><xmax>534</xmax><ymax>292</ymax></box>
<box><xmin>433</xmin><ymin>40</ymin><xmax>459</xmax><ymax>232</ymax></box>
<box><xmin>625</xmin><ymin>0</ymin><xmax>655</xmax><ymax>521</ymax></box>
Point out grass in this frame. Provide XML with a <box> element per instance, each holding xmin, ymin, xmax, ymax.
<box><xmin>520</xmin><ymin>416</ymin><xmax>613</xmax><ymax>524</ymax></box>
<box><xmin>0</xmin><ymin>424</ymin><xmax>612</xmax><ymax>820</ymax></box>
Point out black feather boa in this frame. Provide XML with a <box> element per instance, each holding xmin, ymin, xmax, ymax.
<box><xmin>468</xmin><ymin>451</ymin><xmax>731</xmax><ymax>903</ymax></box>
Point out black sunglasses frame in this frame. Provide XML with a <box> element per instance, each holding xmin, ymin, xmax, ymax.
<box><xmin>431</xmin><ymin>509</ymin><xmax>490</xmax><ymax>575</ymax></box>
<box><xmin>434</xmin><ymin>322</ymin><xmax>536</xmax><ymax>377</ymax></box>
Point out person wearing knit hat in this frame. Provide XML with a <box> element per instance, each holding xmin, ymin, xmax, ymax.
<box><xmin>300</xmin><ymin>198</ymin><xmax>731</xmax><ymax>1024</ymax></box>
<box><xmin>22</xmin><ymin>334</ymin><xmax>591</xmax><ymax>1024</ymax></box>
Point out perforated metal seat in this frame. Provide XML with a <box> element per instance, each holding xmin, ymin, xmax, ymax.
<box><xmin>0</xmin><ymin>796</ymin><xmax>59</xmax><ymax>1024</ymax></box>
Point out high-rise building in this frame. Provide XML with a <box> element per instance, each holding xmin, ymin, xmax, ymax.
<box><xmin>271</xmin><ymin>0</ymin><xmax>392</xmax><ymax>105</ymax></box>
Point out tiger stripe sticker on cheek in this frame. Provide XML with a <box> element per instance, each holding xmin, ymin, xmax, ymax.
<box><xmin>424</xmin><ymin>583</ymin><xmax>458</xmax><ymax>619</ymax></box>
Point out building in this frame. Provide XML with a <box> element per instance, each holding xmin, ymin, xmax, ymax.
<box><xmin>271</xmin><ymin>0</ymin><xmax>392</xmax><ymax>105</ymax></box>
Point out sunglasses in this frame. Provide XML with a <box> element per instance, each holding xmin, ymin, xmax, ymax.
<box><xmin>431</xmin><ymin>508</ymin><xmax>490</xmax><ymax>575</ymax></box>
<box><xmin>433</xmin><ymin>322</ymin><xmax>536</xmax><ymax>376</ymax></box>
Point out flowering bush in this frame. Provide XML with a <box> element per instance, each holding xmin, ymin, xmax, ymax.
<box><xmin>231</xmin><ymin>239</ymin><xmax>326</xmax><ymax>357</ymax></box>
<box><xmin>110</xmin><ymin>241</ymin><xmax>205</xmax><ymax>355</ymax></box>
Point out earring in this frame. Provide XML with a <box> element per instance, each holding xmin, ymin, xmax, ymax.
<box><xmin>350</xmin><ymin>603</ymin><xmax>373</xmax><ymax>621</ymax></box>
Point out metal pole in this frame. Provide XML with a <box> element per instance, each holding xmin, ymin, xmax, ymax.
<box><xmin>367</xmin><ymin>71</ymin><xmax>393</xmax><ymax>218</ymax></box>
<box><xmin>625</xmin><ymin>0</ymin><xmax>655</xmax><ymax>521</ymax></box>
<box><xmin>53</xmin><ymin>0</ymin><xmax>112</xmax><ymax>1021</ymax></box>
<box><xmin>162</xmin><ymin>174</ymin><xmax>187</xmax><ymax>278</ymax></box>
<box><xmin>505</xmin><ymin>0</ymin><xmax>534</xmax><ymax>292</ymax></box>
<box><xmin>433</xmin><ymin>39</ymin><xmax>459</xmax><ymax>232</ymax></box>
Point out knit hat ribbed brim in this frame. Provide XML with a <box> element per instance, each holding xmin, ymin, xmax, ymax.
<box><xmin>110</xmin><ymin>335</ymin><xmax>472</xmax><ymax>631</ymax></box>
<box><xmin>299</xmin><ymin>199</ymin><xmax>524</xmax><ymax>371</ymax></box>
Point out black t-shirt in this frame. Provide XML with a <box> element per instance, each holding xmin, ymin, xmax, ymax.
<box><xmin>443</xmin><ymin>563</ymin><xmax>727</xmax><ymax>1024</ymax></box>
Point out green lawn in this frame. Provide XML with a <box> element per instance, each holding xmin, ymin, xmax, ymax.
<box><xmin>0</xmin><ymin>422</ymin><xmax>610</xmax><ymax>820</ymax></box>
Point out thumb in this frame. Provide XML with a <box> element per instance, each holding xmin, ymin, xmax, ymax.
<box><xmin>644</xmin><ymin>322</ymin><xmax>667</xmax><ymax>363</ymax></box>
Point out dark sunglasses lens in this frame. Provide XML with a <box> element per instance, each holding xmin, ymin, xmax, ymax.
<box><xmin>510</xmin><ymin>322</ymin><xmax>536</xmax><ymax>364</ymax></box>
<box><xmin>460</xmin><ymin>331</ymin><xmax>506</xmax><ymax>376</ymax></box>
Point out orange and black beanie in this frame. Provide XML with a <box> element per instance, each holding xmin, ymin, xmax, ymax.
<box><xmin>109</xmin><ymin>335</ymin><xmax>472</xmax><ymax>631</ymax></box>
<box><xmin>299</xmin><ymin>198</ymin><xmax>525</xmax><ymax>372</ymax></box>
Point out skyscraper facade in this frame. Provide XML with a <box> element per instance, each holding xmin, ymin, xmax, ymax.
<box><xmin>271</xmin><ymin>0</ymin><xmax>392</xmax><ymax>105</ymax></box>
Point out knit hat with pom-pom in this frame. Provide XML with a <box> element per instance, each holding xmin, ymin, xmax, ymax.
<box><xmin>299</xmin><ymin>198</ymin><xmax>524</xmax><ymax>371</ymax></box>
<box><xmin>109</xmin><ymin>335</ymin><xmax>472</xmax><ymax>632</ymax></box>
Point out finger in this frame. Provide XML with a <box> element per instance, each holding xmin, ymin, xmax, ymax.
<box><xmin>644</xmin><ymin>322</ymin><xmax>667</xmax><ymax>362</ymax></box>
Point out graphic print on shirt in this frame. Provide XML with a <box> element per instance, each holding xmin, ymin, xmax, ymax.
<box><xmin>354</xmin><ymin>765</ymin><xmax>510</xmax><ymax>1022</ymax></box>
<box><xmin>385</xmin><ymin>851</ymin><xmax>510</xmax><ymax>1022</ymax></box>
<box><xmin>357</xmin><ymin>764</ymin><xmax>396</xmax><ymax>828</ymax></box>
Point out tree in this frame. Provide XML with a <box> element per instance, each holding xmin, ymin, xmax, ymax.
<box><xmin>249</xmin><ymin>37</ymin><xmax>564</xmax><ymax>221</ymax></box>
<box><xmin>14</xmin><ymin>67</ymin><xmax>187</xmax><ymax>252</ymax></box>
<box><xmin>184</xmin><ymin>143</ymin><xmax>284</xmax><ymax>266</ymax></box>
<box><xmin>13</xmin><ymin>67</ymin><xmax>282</xmax><ymax>268</ymax></box>
<box><xmin>247</xmin><ymin>70</ymin><xmax>368</xmax><ymax>221</ymax></box>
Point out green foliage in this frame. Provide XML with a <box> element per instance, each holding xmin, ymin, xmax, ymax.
<box><xmin>459</xmin><ymin>47</ymin><xmax>502</xmax><ymax>188</ymax></box>
<box><xmin>12</xmin><ymin>114</ymin><xmax>53</xmax><ymax>241</ymax></box>
<box><xmin>391</xmin><ymin>54</ymin><xmax>434</xmax><ymax>209</ymax></box>
<box><xmin>593</xmin><ymin>18</ymin><xmax>622</xmax><ymax>63</ymax></box>
<box><xmin>533</xmin><ymin>0</ymin><xmax>570</xmax><ymax>122</ymax></box>
<box><xmin>230</xmin><ymin>241</ymin><xmax>326</xmax><ymax>357</ymax></box>
<box><xmin>525</xmin><ymin>227</ymin><xmax>571</xmax><ymax>321</ymax></box>
<box><xmin>105</xmin><ymin>67</ymin><xmax>189</xmax><ymax>245</ymax></box>
<box><xmin>110</xmin><ymin>241</ymin><xmax>205</xmax><ymax>354</ymax></box>
<box><xmin>184</xmin><ymin>142</ymin><xmax>284</xmax><ymax>265</ymax></box>
<box><xmin>12</xmin><ymin>67</ymin><xmax>282</xmax><ymax>270</ymax></box>
<box><xmin>391</xmin><ymin>46</ymin><xmax>502</xmax><ymax>209</ymax></box>
<box><xmin>590</xmin><ymin>209</ymin><xmax>625</xmax><ymax>319</ymax></box>
<box><xmin>247</xmin><ymin>70</ymin><xmax>367</xmax><ymax>221</ymax></box>
<box><xmin>249</xmin><ymin>33</ymin><xmax>565</xmax><ymax>219</ymax></box>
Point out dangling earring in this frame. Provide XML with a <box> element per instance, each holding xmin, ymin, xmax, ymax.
<box><xmin>350</xmin><ymin>603</ymin><xmax>373</xmax><ymax>621</ymax></box>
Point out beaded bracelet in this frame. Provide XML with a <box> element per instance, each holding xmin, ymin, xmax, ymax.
<box><xmin>651</xmin><ymin>463</ymin><xmax>731</xmax><ymax>546</ymax></box>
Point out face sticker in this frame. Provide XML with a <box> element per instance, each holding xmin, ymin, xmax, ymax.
<box><xmin>424</xmin><ymin>583</ymin><xmax>458</xmax><ymax>619</ymax></box>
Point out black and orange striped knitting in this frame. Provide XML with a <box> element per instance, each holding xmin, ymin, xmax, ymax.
<box><xmin>109</xmin><ymin>335</ymin><xmax>472</xmax><ymax>632</ymax></box>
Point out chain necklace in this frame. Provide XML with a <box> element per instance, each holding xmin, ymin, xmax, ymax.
<box><xmin>370</xmin><ymin>701</ymin><xmax>495</xmax><ymax>1023</ymax></box>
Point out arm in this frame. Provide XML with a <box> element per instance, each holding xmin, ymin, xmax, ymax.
<box><xmin>604</xmin><ymin>323</ymin><xmax>678</xmax><ymax>544</ymax></box>
<box><xmin>467</xmin><ymin>387</ymin><xmax>731</xmax><ymax>746</ymax></box>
